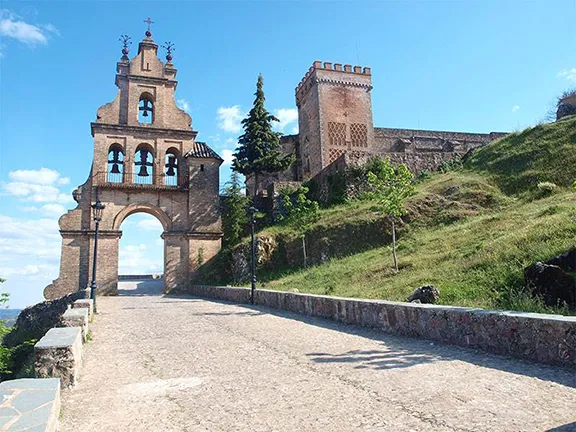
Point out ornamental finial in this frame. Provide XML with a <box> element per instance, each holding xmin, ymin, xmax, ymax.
<box><xmin>144</xmin><ymin>17</ymin><xmax>154</xmax><ymax>37</ymax></box>
<box><xmin>162</xmin><ymin>41</ymin><xmax>175</xmax><ymax>63</ymax></box>
<box><xmin>119</xmin><ymin>34</ymin><xmax>132</xmax><ymax>60</ymax></box>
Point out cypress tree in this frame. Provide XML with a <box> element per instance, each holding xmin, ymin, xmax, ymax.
<box><xmin>232</xmin><ymin>75</ymin><xmax>294</xmax><ymax>194</ymax></box>
<box><xmin>221</xmin><ymin>171</ymin><xmax>249</xmax><ymax>248</ymax></box>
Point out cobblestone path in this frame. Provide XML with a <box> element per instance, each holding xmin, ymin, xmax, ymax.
<box><xmin>60</xmin><ymin>280</ymin><xmax>576</xmax><ymax>431</ymax></box>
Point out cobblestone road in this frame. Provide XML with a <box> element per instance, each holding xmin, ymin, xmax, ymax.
<box><xmin>60</xmin><ymin>280</ymin><xmax>576</xmax><ymax>431</ymax></box>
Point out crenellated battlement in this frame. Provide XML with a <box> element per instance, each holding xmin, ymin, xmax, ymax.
<box><xmin>295</xmin><ymin>60</ymin><xmax>371</xmax><ymax>97</ymax></box>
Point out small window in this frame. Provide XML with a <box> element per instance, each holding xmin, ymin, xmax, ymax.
<box><xmin>138</xmin><ymin>94</ymin><xmax>154</xmax><ymax>124</ymax></box>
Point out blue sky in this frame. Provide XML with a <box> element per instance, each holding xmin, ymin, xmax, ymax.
<box><xmin>0</xmin><ymin>0</ymin><xmax>574</xmax><ymax>308</ymax></box>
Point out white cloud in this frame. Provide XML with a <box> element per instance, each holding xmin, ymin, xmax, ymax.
<box><xmin>558</xmin><ymin>68</ymin><xmax>576</xmax><ymax>82</ymax></box>
<box><xmin>0</xmin><ymin>214</ymin><xmax>61</xmax><ymax>263</ymax></box>
<box><xmin>0</xmin><ymin>9</ymin><xmax>58</xmax><ymax>47</ymax></box>
<box><xmin>512</xmin><ymin>105</ymin><xmax>520</xmax><ymax>113</ymax></box>
<box><xmin>136</xmin><ymin>218</ymin><xmax>163</xmax><ymax>231</ymax></box>
<box><xmin>221</xmin><ymin>149</ymin><xmax>235</xmax><ymax>165</ymax></box>
<box><xmin>3</xmin><ymin>167</ymin><xmax>73</xmax><ymax>204</ymax></box>
<box><xmin>274</xmin><ymin>108</ymin><xmax>298</xmax><ymax>132</ymax></box>
<box><xmin>177</xmin><ymin>98</ymin><xmax>191</xmax><ymax>113</ymax></box>
<box><xmin>118</xmin><ymin>243</ymin><xmax>163</xmax><ymax>275</ymax></box>
<box><xmin>291</xmin><ymin>125</ymin><xmax>299</xmax><ymax>134</ymax></box>
<box><xmin>217</xmin><ymin>105</ymin><xmax>244</xmax><ymax>133</ymax></box>
<box><xmin>40</xmin><ymin>203</ymin><xmax>66</xmax><ymax>217</ymax></box>
<box><xmin>9</xmin><ymin>167</ymin><xmax>67</xmax><ymax>185</ymax></box>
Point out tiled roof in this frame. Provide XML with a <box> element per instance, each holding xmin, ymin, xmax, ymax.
<box><xmin>184</xmin><ymin>142</ymin><xmax>223</xmax><ymax>161</ymax></box>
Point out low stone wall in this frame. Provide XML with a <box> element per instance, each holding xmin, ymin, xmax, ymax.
<box><xmin>186</xmin><ymin>285</ymin><xmax>576</xmax><ymax>368</ymax></box>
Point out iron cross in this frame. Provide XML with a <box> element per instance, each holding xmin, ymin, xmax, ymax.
<box><xmin>144</xmin><ymin>17</ymin><xmax>154</xmax><ymax>31</ymax></box>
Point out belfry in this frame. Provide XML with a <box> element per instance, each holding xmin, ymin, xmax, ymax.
<box><xmin>44</xmin><ymin>24</ymin><xmax>223</xmax><ymax>299</ymax></box>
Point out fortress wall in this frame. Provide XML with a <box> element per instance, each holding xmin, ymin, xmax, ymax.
<box><xmin>186</xmin><ymin>285</ymin><xmax>576</xmax><ymax>368</ymax></box>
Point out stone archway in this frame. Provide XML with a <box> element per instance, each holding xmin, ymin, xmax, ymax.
<box><xmin>44</xmin><ymin>29</ymin><xmax>223</xmax><ymax>300</ymax></box>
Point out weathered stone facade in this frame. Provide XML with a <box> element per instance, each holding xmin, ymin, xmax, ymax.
<box><xmin>44</xmin><ymin>30</ymin><xmax>222</xmax><ymax>299</ymax></box>
<box><xmin>250</xmin><ymin>61</ymin><xmax>507</xmax><ymax>195</ymax></box>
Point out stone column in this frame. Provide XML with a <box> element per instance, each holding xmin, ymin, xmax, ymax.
<box><xmin>162</xmin><ymin>232</ymin><xmax>190</xmax><ymax>293</ymax></box>
<box><xmin>87</xmin><ymin>230</ymin><xmax>122</xmax><ymax>296</ymax></box>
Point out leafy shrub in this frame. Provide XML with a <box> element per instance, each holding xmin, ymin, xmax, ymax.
<box><xmin>439</xmin><ymin>156</ymin><xmax>463</xmax><ymax>173</ymax></box>
<box><xmin>537</xmin><ymin>181</ymin><xmax>559</xmax><ymax>196</ymax></box>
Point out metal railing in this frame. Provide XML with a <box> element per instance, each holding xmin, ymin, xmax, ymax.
<box><xmin>93</xmin><ymin>171</ymin><xmax>183</xmax><ymax>189</ymax></box>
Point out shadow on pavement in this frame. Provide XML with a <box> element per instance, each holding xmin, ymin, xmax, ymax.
<box><xmin>117</xmin><ymin>279</ymin><xmax>164</xmax><ymax>296</ymax></box>
<box><xmin>180</xmin><ymin>295</ymin><xmax>576</xmax><ymax>389</ymax></box>
<box><xmin>546</xmin><ymin>423</ymin><xmax>576</xmax><ymax>431</ymax></box>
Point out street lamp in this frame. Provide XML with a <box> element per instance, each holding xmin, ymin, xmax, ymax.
<box><xmin>90</xmin><ymin>200</ymin><xmax>105</xmax><ymax>313</ymax></box>
<box><xmin>248</xmin><ymin>206</ymin><xmax>258</xmax><ymax>305</ymax></box>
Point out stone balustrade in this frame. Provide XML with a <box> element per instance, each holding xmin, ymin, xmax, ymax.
<box><xmin>34</xmin><ymin>327</ymin><xmax>83</xmax><ymax>388</ymax></box>
<box><xmin>72</xmin><ymin>298</ymin><xmax>94</xmax><ymax>320</ymax></box>
<box><xmin>61</xmin><ymin>308</ymin><xmax>90</xmax><ymax>341</ymax></box>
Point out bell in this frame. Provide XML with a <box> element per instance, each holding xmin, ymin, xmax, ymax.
<box><xmin>166</xmin><ymin>166</ymin><xmax>175</xmax><ymax>176</ymax></box>
<box><xmin>111</xmin><ymin>164</ymin><xmax>121</xmax><ymax>174</ymax></box>
<box><xmin>143</xmin><ymin>110</ymin><xmax>148</xmax><ymax>117</ymax></box>
<box><xmin>138</xmin><ymin>165</ymin><xmax>149</xmax><ymax>177</ymax></box>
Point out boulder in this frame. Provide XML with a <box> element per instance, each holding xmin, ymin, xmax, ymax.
<box><xmin>524</xmin><ymin>262</ymin><xmax>576</xmax><ymax>309</ymax></box>
<box><xmin>408</xmin><ymin>285</ymin><xmax>440</xmax><ymax>304</ymax></box>
<box><xmin>546</xmin><ymin>248</ymin><xmax>576</xmax><ymax>273</ymax></box>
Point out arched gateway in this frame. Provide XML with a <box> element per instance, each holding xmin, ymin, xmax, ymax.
<box><xmin>44</xmin><ymin>29</ymin><xmax>223</xmax><ymax>299</ymax></box>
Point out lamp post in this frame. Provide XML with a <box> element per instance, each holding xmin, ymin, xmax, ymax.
<box><xmin>90</xmin><ymin>200</ymin><xmax>105</xmax><ymax>313</ymax></box>
<box><xmin>248</xmin><ymin>206</ymin><xmax>258</xmax><ymax>305</ymax></box>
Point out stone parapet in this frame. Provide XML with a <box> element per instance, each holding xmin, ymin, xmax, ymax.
<box><xmin>35</xmin><ymin>327</ymin><xmax>83</xmax><ymax>388</ymax></box>
<box><xmin>61</xmin><ymin>308</ymin><xmax>90</xmax><ymax>341</ymax></box>
<box><xmin>72</xmin><ymin>298</ymin><xmax>94</xmax><ymax>320</ymax></box>
<box><xmin>186</xmin><ymin>285</ymin><xmax>576</xmax><ymax>368</ymax></box>
<box><xmin>0</xmin><ymin>378</ymin><xmax>61</xmax><ymax>432</ymax></box>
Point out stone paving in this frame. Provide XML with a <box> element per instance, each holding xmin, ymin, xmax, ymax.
<box><xmin>0</xmin><ymin>378</ymin><xmax>60</xmax><ymax>431</ymax></box>
<box><xmin>60</xmin><ymin>280</ymin><xmax>576</xmax><ymax>431</ymax></box>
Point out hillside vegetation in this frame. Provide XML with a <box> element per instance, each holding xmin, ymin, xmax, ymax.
<box><xmin>203</xmin><ymin>118</ymin><xmax>576</xmax><ymax>314</ymax></box>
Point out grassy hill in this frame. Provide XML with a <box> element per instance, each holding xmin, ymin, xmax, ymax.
<box><xmin>203</xmin><ymin>118</ymin><xmax>576</xmax><ymax>314</ymax></box>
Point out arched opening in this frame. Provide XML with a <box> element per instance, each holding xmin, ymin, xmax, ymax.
<box><xmin>118</xmin><ymin>213</ymin><xmax>164</xmax><ymax>295</ymax></box>
<box><xmin>138</xmin><ymin>93</ymin><xmax>154</xmax><ymax>124</ymax></box>
<box><xmin>107</xmin><ymin>144</ymin><xmax>124</xmax><ymax>183</ymax></box>
<box><xmin>165</xmin><ymin>148</ymin><xmax>179</xmax><ymax>186</ymax></box>
<box><xmin>134</xmin><ymin>143</ymin><xmax>154</xmax><ymax>185</ymax></box>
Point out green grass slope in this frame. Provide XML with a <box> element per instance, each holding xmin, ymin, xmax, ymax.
<box><xmin>254</xmin><ymin>119</ymin><xmax>576</xmax><ymax>314</ymax></box>
<box><xmin>465</xmin><ymin>117</ymin><xmax>576</xmax><ymax>195</ymax></box>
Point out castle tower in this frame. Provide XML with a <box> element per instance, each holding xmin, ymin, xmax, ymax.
<box><xmin>295</xmin><ymin>61</ymin><xmax>374</xmax><ymax>179</ymax></box>
<box><xmin>44</xmin><ymin>26</ymin><xmax>223</xmax><ymax>299</ymax></box>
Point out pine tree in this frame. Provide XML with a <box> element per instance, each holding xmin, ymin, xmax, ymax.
<box><xmin>232</xmin><ymin>75</ymin><xmax>294</xmax><ymax>194</ymax></box>
<box><xmin>221</xmin><ymin>171</ymin><xmax>250</xmax><ymax>248</ymax></box>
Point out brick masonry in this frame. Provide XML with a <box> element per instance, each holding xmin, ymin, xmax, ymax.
<box><xmin>251</xmin><ymin>61</ymin><xmax>508</xmax><ymax>195</ymax></box>
<box><xmin>183</xmin><ymin>285</ymin><xmax>576</xmax><ymax>368</ymax></box>
<box><xmin>44</xmin><ymin>31</ymin><xmax>223</xmax><ymax>299</ymax></box>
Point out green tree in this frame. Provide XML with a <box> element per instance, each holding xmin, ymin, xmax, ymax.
<box><xmin>364</xmin><ymin>159</ymin><xmax>414</xmax><ymax>272</ymax></box>
<box><xmin>232</xmin><ymin>75</ymin><xmax>294</xmax><ymax>194</ymax></box>
<box><xmin>221</xmin><ymin>171</ymin><xmax>250</xmax><ymax>248</ymax></box>
<box><xmin>278</xmin><ymin>186</ymin><xmax>320</xmax><ymax>268</ymax></box>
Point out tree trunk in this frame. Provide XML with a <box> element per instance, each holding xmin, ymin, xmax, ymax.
<box><xmin>391</xmin><ymin>219</ymin><xmax>398</xmax><ymax>272</ymax></box>
<box><xmin>302</xmin><ymin>235</ymin><xmax>308</xmax><ymax>268</ymax></box>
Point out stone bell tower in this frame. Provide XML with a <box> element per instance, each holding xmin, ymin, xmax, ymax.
<box><xmin>44</xmin><ymin>24</ymin><xmax>223</xmax><ymax>299</ymax></box>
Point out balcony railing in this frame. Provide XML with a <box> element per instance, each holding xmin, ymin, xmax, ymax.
<box><xmin>93</xmin><ymin>171</ymin><xmax>184</xmax><ymax>190</ymax></box>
